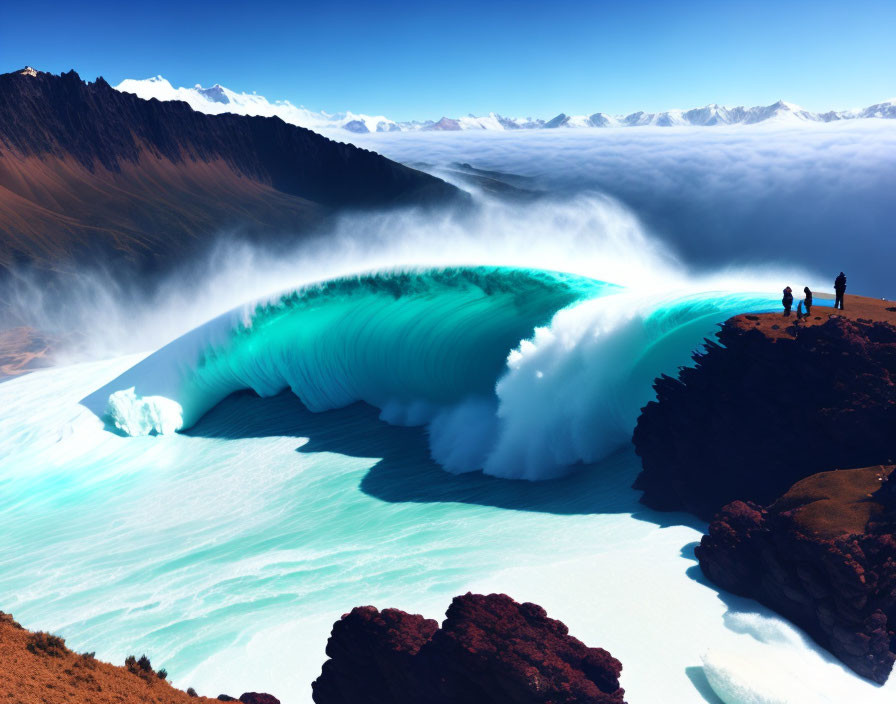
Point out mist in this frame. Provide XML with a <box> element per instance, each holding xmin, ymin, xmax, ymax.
<box><xmin>5</xmin><ymin>121</ymin><xmax>893</xmax><ymax>363</ymax></box>
<box><xmin>349</xmin><ymin>121</ymin><xmax>896</xmax><ymax>297</ymax></box>
<box><xmin>0</xmin><ymin>192</ymin><xmax>684</xmax><ymax>361</ymax></box>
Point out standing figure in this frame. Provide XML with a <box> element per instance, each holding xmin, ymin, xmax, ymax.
<box><xmin>804</xmin><ymin>286</ymin><xmax>813</xmax><ymax>316</ymax></box>
<box><xmin>782</xmin><ymin>286</ymin><xmax>793</xmax><ymax>316</ymax></box>
<box><xmin>834</xmin><ymin>272</ymin><xmax>846</xmax><ymax>310</ymax></box>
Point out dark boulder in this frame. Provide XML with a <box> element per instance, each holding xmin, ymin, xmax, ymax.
<box><xmin>312</xmin><ymin>592</ymin><xmax>626</xmax><ymax>704</ymax></box>
<box><xmin>633</xmin><ymin>315</ymin><xmax>896</xmax><ymax>519</ymax></box>
<box><xmin>313</xmin><ymin>605</ymin><xmax>438</xmax><ymax>704</ymax></box>
<box><xmin>239</xmin><ymin>693</ymin><xmax>281</xmax><ymax>704</ymax></box>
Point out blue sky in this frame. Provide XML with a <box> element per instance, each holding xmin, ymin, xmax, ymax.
<box><xmin>3</xmin><ymin>0</ymin><xmax>894</xmax><ymax>120</ymax></box>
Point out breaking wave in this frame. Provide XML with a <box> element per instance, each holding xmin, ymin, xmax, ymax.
<box><xmin>83</xmin><ymin>265</ymin><xmax>787</xmax><ymax>480</ymax></box>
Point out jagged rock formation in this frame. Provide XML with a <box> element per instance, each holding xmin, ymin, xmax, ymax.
<box><xmin>633</xmin><ymin>303</ymin><xmax>896</xmax><ymax>520</ymax></box>
<box><xmin>697</xmin><ymin>466</ymin><xmax>896</xmax><ymax>683</ymax></box>
<box><xmin>311</xmin><ymin>592</ymin><xmax>626</xmax><ymax>704</ymax></box>
<box><xmin>0</xmin><ymin>609</ymin><xmax>278</xmax><ymax>703</ymax></box>
<box><xmin>0</xmin><ymin>67</ymin><xmax>460</xmax><ymax>278</ymax></box>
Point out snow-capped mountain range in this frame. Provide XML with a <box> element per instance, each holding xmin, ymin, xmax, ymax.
<box><xmin>116</xmin><ymin>76</ymin><xmax>896</xmax><ymax>133</ymax></box>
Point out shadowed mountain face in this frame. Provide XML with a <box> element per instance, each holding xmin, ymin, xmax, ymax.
<box><xmin>0</xmin><ymin>68</ymin><xmax>461</xmax><ymax>277</ymax></box>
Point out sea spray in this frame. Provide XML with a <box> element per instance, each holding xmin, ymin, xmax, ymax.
<box><xmin>0</xmin><ymin>192</ymin><xmax>679</xmax><ymax>365</ymax></box>
<box><xmin>477</xmin><ymin>288</ymin><xmax>790</xmax><ymax>478</ymax></box>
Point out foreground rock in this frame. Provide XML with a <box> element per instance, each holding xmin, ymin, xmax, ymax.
<box><xmin>0</xmin><ymin>610</ymin><xmax>276</xmax><ymax>703</ymax></box>
<box><xmin>697</xmin><ymin>466</ymin><xmax>896</xmax><ymax>683</ymax></box>
<box><xmin>312</xmin><ymin>592</ymin><xmax>626</xmax><ymax>704</ymax></box>
<box><xmin>633</xmin><ymin>298</ymin><xmax>896</xmax><ymax>520</ymax></box>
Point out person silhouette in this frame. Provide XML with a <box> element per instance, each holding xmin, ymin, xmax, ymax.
<box><xmin>782</xmin><ymin>286</ymin><xmax>793</xmax><ymax>316</ymax></box>
<box><xmin>804</xmin><ymin>286</ymin><xmax>813</xmax><ymax>316</ymax></box>
<box><xmin>834</xmin><ymin>272</ymin><xmax>846</xmax><ymax>310</ymax></box>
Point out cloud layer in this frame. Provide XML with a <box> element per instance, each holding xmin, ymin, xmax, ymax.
<box><xmin>351</xmin><ymin>122</ymin><xmax>896</xmax><ymax>297</ymax></box>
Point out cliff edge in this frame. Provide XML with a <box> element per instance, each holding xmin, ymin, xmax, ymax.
<box><xmin>633</xmin><ymin>295</ymin><xmax>896</xmax><ymax>520</ymax></box>
<box><xmin>633</xmin><ymin>293</ymin><xmax>896</xmax><ymax>683</ymax></box>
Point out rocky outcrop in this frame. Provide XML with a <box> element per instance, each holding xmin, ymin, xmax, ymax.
<box><xmin>235</xmin><ymin>694</ymin><xmax>281</xmax><ymax>704</ymax></box>
<box><xmin>312</xmin><ymin>592</ymin><xmax>626</xmax><ymax>704</ymax></box>
<box><xmin>696</xmin><ymin>466</ymin><xmax>896</xmax><ymax>683</ymax></box>
<box><xmin>0</xmin><ymin>68</ymin><xmax>461</xmax><ymax>278</ymax></box>
<box><xmin>215</xmin><ymin>694</ymin><xmax>281</xmax><ymax>704</ymax></box>
<box><xmin>633</xmin><ymin>312</ymin><xmax>896</xmax><ymax>520</ymax></box>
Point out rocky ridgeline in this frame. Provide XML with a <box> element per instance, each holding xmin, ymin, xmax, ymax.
<box><xmin>0</xmin><ymin>68</ymin><xmax>456</xmax><ymax>208</ymax></box>
<box><xmin>0</xmin><ymin>68</ymin><xmax>460</xmax><ymax>277</ymax></box>
<box><xmin>312</xmin><ymin>592</ymin><xmax>626</xmax><ymax>704</ymax></box>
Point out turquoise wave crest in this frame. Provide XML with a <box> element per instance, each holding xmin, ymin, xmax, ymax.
<box><xmin>82</xmin><ymin>265</ymin><xmax>785</xmax><ymax>479</ymax></box>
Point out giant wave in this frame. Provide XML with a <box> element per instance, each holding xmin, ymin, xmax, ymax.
<box><xmin>83</xmin><ymin>265</ymin><xmax>788</xmax><ymax>480</ymax></box>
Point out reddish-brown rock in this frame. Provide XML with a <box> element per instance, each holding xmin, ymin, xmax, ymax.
<box><xmin>312</xmin><ymin>593</ymin><xmax>626</xmax><ymax>704</ymax></box>
<box><xmin>237</xmin><ymin>694</ymin><xmax>280</xmax><ymax>704</ymax></box>
<box><xmin>696</xmin><ymin>466</ymin><xmax>896</xmax><ymax>683</ymax></box>
<box><xmin>312</xmin><ymin>605</ymin><xmax>438</xmax><ymax>704</ymax></box>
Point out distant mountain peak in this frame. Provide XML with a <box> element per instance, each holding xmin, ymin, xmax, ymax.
<box><xmin>196</xmin><ymin>84</ymin><xmax>229</xmax><ymax>104</ymax></box>
<box><xmin>114</xmin><ymin>75</ymin><xmax>896</xmax><ymax>133</ymax></box>
<box><xmin>15</xmin><ymin>66</ymin><xmax>38</xmax><ymax>77</ymax></box>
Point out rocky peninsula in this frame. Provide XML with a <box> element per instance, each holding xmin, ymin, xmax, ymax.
<box><xmin>634</xmin><ymin>293</ymin><xmax>896</xmax><ymax>683</ymax></box>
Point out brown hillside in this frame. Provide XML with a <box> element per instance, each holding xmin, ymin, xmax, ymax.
<box><xmin>0</xmin><ymin>611</ymin><xmax>230</xmax><ymax>703</ymax></box>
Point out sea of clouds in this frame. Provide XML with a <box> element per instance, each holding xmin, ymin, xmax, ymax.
<box><xmin>347</xmin><ymin>121</ymin><xmax>896</xmax><ymax>298</ymax></box>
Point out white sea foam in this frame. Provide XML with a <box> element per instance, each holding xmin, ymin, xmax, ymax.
<box><xmin>6</xmin><ymin>360</ymin><xmax>894</xmax><ymax>703</ymax></box>
<box><xmin>107</xmin><ymin>388</ymin><xmax>183</xmax><ymax>436</ymax></box>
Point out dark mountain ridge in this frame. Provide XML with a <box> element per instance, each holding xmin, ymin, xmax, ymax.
<box><xmin>0</xmin><ymin>67</ymin><xmax>461</xmax><ymax>277</ymax></box>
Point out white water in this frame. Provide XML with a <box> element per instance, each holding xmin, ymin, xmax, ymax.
<box><xmin>0</xmin><ymin>354</ymin><xmax>890</xmax><ymax>703</ymax></box>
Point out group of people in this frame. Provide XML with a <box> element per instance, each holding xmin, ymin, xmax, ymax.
<box><xmin>782</xmin><ymin>272</ymin><xmax>847</xmax><ymax>317</ymax></box>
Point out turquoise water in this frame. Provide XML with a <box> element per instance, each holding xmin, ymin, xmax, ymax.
<box><xmin>87</xmin><ymin>267</ymin><xmax>787</xmax><ymax>478</ymax></box>
<box><xmin>0</xmin><ymin>266</ymin><xmax>884</xmax><ymax>703</ymax></box>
